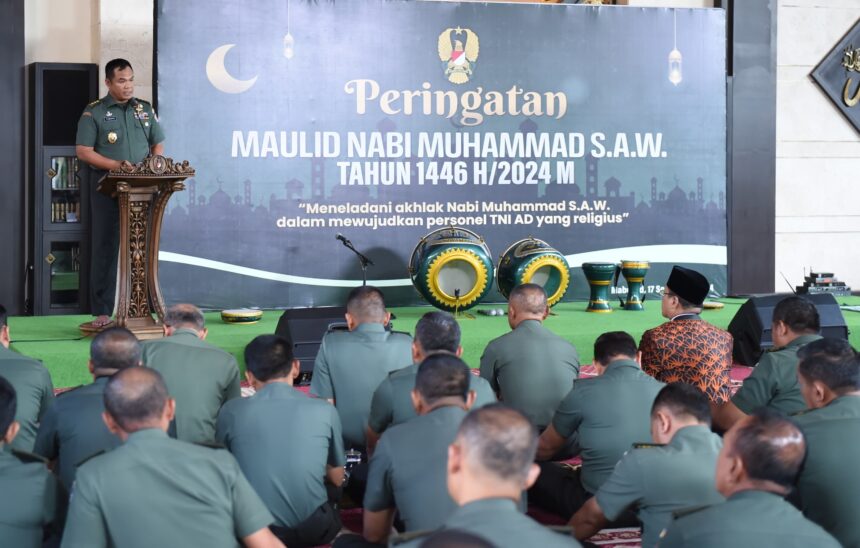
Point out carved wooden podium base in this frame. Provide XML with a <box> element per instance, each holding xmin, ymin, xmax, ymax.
<box><xmin>81</xmin><ymin>156</ymin><xmax>193</xmax><ymax>340</ymax></box>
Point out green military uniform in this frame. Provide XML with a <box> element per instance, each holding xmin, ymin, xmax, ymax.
<box><xmin>368</xmin><ymin>364</ymin><xmax>495</xmax><ymax>435</ymax></box>
<box><xmin>365</xmin><ymin>405</ymin><xmax>467</xmax><ymax>532</ymax></box>
<box><xmin>142</xmin><ymin>329</ymin><xmax>241</xmax><ymax>443</ymax></box>
<box><xmin>0</xmin><ymin>345</ymin><xmax>54</xmax><ymax>452</ymax></box>
<box><xmin>33</xmin><ymin>376</ymin><xmax>120</xmax><ymax>491</ymax></box>
<box><xmin>310</xmin><ymin>323</ymin><xmax>412</xmax><ymax>448</ymax></box>
<box><xmin>394</xmin><ymin>498</ymin><xmax>581</xmax><ymax>547</ymax></box>
<box><xmin>594</xmin><ymin>425</ymin><xmax>723</xmax><ymax>548</ymax></box>
<box><xmin>76</xmin><ymin>94</ymin><xmax>165</xmax><ymax>316</ymax></box>
<box><xmin>61</xmin><ymin>428</ymin><xmax>273</xmax><ymax>548</ymax></box>
<box><xmin>731</xmin><ymin>334</ymin><xmax>821</xmax><ymax>415</ymax></box>
<box><xmin>0</xmin><ymin>449</ymin><xmax>58</xmax><ymax>548</ymax></box>
<box><xmin>551</xmin><ymin>359</ymin><xmax>663</xmax><ymax>494</ymax></box>
<box><xmin>215</xmin><ymin>382</ymin><xmax>345</xmax><ymax>529</ymax></box>
<box><xmin>479</xmin><ymin>319</ymin><xmax>579</xmax><ymax>429</ymax></box>
<box><xmin>658</xmin><ymin>490</ymin><xmax>839</xmax><ymax>548</ymax></box>
<box><xmin>793</xmin><ymin>395</ymin><xmax>860</xmax><ymax>547</ymax></box>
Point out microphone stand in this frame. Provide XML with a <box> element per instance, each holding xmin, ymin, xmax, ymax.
<box><xmin>339</xmin><ymin>238</ymin><xmax>373</xmax><ymax>287</ymax></box>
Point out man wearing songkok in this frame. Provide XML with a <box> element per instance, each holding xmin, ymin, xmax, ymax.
<box><xmin>639</xmin><ymin>266</ymin><xmax>732</xmax><ymax>403</ymax></box>
<box><xmin>658</xmin><ymin>408</ymin><xmax>838</xmax><ymax>548</ymax></box>
<box><xmin>570</xmin><ymin>383</ymin><xmax>723</xmax><ymax>547</ymax></box>
<box><xmin>366</xmin><ymin>311</ymin><xmax>495</xmax><ymax>454</ymax></box>
<box><xmin>792</xmin><ymin>337</ymin><xmax>860</xmax><ymax>547</ymax></box>
<box><xmin>530</xmin><ymin>331</ymin><xmax>663</xmax><ymax>519</ymax></box>
<box><xmin>712</xmin><ymin>295</ymin><xmax>821</xmax><ymax>430</ymax></box>
<box><xmin>479</xmin><ymin>284</ymin><xmax>579</xmax><ymax>430</ymax></box>
<box><xmin>61</xmin><ymin>367</ymin><xmax>283</xmax><ymax>548</ymax></box>
<box><xmin>217</xmin><ymin>334</ymin><xmax>345</xmax><ymax>547</ymax></box>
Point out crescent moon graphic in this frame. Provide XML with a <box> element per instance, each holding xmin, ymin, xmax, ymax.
<box><xmin>205</xmin><ymin>44</ymin><xmax>258</xmax><ymax>94</ymax></box>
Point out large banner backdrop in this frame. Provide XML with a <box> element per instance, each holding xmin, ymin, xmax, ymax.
<box><xmin>155</xmin><ymin>0</ymin><xmax>727</xmax><ymax>309</ymax></box>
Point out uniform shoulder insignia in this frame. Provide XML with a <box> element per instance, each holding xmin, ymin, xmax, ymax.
<box><xmin>11</xmin><ymin>449</ymin><xmax>49</xmax><ymax>465</ymax></box>
<box><xmin>87</xmin><ymin>99</ymin><xmax>101</xmax><ymax>108</ymax></box>
<box><xmin>672</xmin><ymin>504</ymin><xmax>713</xmax><ymax>520</ymax></box>
<box><xmin>632</xmin><ymin>442</ymin><xmax>666</xmax><ymax>449</ymax></box>
<box><xmin>389</xmin><ymin>529</ymin><xmax>435</xmax><ymax>545</ymax></box>
<box><xmin>390</xmin><ymin>330</ymin><xmax>412</xmax><ymax>337</ymax></box>
<box><xmin>194</xmin><ymin>440</ymin><xmax>227</xmax><ymax>450</ymax></box>
<box><xmin>75</xmin><ymin>450</ymin><xmax>106</xmax><ymax>467</ymax></box>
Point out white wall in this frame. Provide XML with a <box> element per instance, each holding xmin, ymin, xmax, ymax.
<box><xmin>776</xmin><ymin>0</ymin><xmax>860</xmax><ymax>291</ymax></box>
<box><xmin>25</xmin><ymin>0</ymin><xmax>98</xmax><ymax>65</ymax></box>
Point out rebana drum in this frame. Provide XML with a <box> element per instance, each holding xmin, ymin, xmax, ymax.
<box><xmin>409</xmin><ymin>227</ymin><xmax>494</xmax><ymax>312</ymax></box>
<box><xmin>497</xmin><ymin>238</ymin><xmax>571</xmax><ymax>307</ymax></box>
<box><xmin>582</xmin><ymin>262</ymin><xmax>617</xmax><ymax>313</ymax></box>
<box><xmin>619</xmin><ymin>260</ymin><xmax>649</xmax><ymax>311</ymax></box>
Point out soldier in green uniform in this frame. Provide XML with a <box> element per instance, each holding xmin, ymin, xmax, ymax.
<box><xmin>570</xmin><ymin>383</ymin><xmax>723</xmax><ymax>547</ymax></box>
<box><xmin>61</xmin><ymin>367</ymin><xmax>282</xmax><ymax>548</ymax></box>
<box><xmin>479</xmin><ymin>284</ymin><xmax>579</xmax><ymax>431</ymax></box>
<box><xmin>366</xmin><ymin>311</ymin><xmax>495</xmax><ymax>454</ymax></box>
<box><xmin>391</xmin><ymin>404</ymin><xmax>580</xmax><ymax>548</ymax></box>
<box><xmin>712</xmin><ymin>296</ymin><xmax>822</xmax><ymax>431</ymax></box>
<box><xmin>531</xmin><ymin>331</ymin><xmax>664</xmax><ymax>519</ymax></box>
<box><xmin>0</xmin><ymin>304</ymin><xmax>54</xmax><ymax>452</ymax></box>
<box><xmin>216</xmin><ymin>335</ymin><xmax>345</xmax><ymax>548</ymax></box>
<box><xmin>359</xmin><ymin>354</ymin><xmax>473</xmax><ymax>545</ymax></box>
<box><xmin>34</xmin><ymin>327</ymin><xmax>141</xmax><ymax>492</ymax></box>
<box><xmin>310</xmin><ymin>286</ymin><xmax>413</xmax><ymax>449</ymax></box>
<box><xmin>658</xmin><ymin>408</ymin><xmax>839</xmax><ymax>548</ymax></box>
<box><xmin>141</xmin><ymin>304</ymin><xmax>241</xmax><ymax>443</ymax></box>
<box><xmin>75</xmin><ymin>58</ymin><xmax>165</xmax><ymax>329</ymax></box>
<box><xmin>0</xmin><ymin>377</ymin><xmax>58</xmax><ymax>548</ymax></box>
<box><xmin>793</xmin><ymin>337</ymin><xmax>860</xmax><ymax>547</ymax></box>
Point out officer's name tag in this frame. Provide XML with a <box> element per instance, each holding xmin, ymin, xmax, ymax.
<box><xmin>103</xmin><ymin>116</ymin><xmax>117</xmax><ymax>122</ymax></box>
<box><xmin>134</xmin><ymin>112</ymin><xmax>150</xmax><ymax>120</ymax></box>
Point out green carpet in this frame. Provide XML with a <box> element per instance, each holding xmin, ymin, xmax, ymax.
<box><xmin>9</xmin><ymin>297</ymin><xmax>860</xmax><ymax>389</ymax></box>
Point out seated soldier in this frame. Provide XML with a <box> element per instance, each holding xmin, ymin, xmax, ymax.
<box><xmin>0</xmin><ymin>304</ymin><xmax>54</xmax><ymax>452</ymax></box>
<box><xmin>310</xmin><ymin>285</ymin><xmax>412</xmax><ymax>450</ymax></box>
<box><xmin>362</xmin><ymin>354</ymin><xmax>474</xmax><ymax>543</ymax></box>
<box><xmin>392</xmin><ymin>404</ymin><xmax>581</xmax><ymax>547</ymax></box>
<box><xmin>35</xmin><ymin>327</ymin><xmax>141</xmax><ymax>493</ymax></box>
<box><xmin>0</xmin><ymin>377</ymin><xmax>58</xmax><ymax>548</ymax></box>
<box><xmin>217</xmin><ymin>335</ymin><xmax>345</xmax><ymax>548</ymax></box>
<box><xmin>659</xmin><ymin>408</ymin><xmax>839</xmax><ymax>548</ymax></box>
<box><xmin>366</xmin><ymin>311</ymin><xmax>495</xmax><ymax>454</ymax></box>
<box><xmin>141</xmin><ymin>304</ymin><xmax>241</xmax><ymax>443</ymax></box>
<box><xmin>531</xmin><ymin>331</ymin><xmax>664</xmax><ymax>519</ymax></box>
<box><xmin>570</xmin><ymin>383</ymin><xmax>724</xmax><ymax>547</ymax></box>
<box><xmin>712</xmin><ymin>296</ymin><xmax>822</xmax><ymax>431</ymax></box>
<box><xmin>479</xmin><ymin>284</ymin><xmax>579</xmax><ymax>431</ymax></box>
<box><xmin>793</xmin><ymin>338</ymin><xmax>860</xmax><ymax>547</ymax></box>
<box><xmin>62</xmin><ymin>367</ymin><xmax>282</xmax><ymax>548</ymax></box>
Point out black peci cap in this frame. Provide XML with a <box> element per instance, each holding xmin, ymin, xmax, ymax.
<box><xmin>666</xmin><ymin>265</ymin><xmax>710</xmax><ymax>306</ymax></box>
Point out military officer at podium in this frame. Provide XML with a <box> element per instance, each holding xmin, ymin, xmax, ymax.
<box><xmin>75</xmin><ymin>58</ymin><xmax>165</xmax><ymax>330</ymax></box>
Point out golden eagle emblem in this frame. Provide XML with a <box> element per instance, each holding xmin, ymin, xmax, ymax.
<box><xmin>438</xmin><ymin>27</ymin><xmax>479</xmax><ymax>85</ymax></box>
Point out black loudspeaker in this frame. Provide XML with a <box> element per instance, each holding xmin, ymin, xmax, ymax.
<box><xmin>275</xmin><ymin>307</ymin><xmax>348</xmax><ymax>385</ymax></box>
<box><xmin>728</xmin><ymin>293</ymin><xmax>848</xmax><ymax>366</ymax></box>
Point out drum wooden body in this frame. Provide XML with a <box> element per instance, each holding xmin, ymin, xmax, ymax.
<box><xmin>582</xmin><ymin>262</ymin><xmax>616</xmax><ymax>313</ymax></box>
<box><xmin>497</xmin><ymin>238</ymin><xmax>571</xmax><ymax>307</ymax></box>
<box><xmin>220</xmin><ymin>308</ymin><xmax>263</xmax><ymax>324</ymax></box>
<box><xmin>409</xmin><ymin>227</ymin><xmax>494</xmax><ymax>312</ymax></box>
<box><xmin>619</xmin><ymin>260</ymin><xmax>649</xmax><ymax>311</ymax></box>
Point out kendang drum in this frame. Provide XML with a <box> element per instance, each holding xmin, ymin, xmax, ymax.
<box><xmin>619</xmin><ymin>260</ymin><xmax>650</xmax><ymax>311</ymax></box>
<box><xmin>409</xmin><ymin>227</ymin><xmax>494</xmax><ymax>312</ymax></box>
<box><xmin>497</xmin><ymin>237</ymin><xmax>571</xmax><ymax>307</ymax></box>
<box><xmin>582</xmin><ymin>262</ymin><xmax>616</xmax><ymax>313</ymax></box>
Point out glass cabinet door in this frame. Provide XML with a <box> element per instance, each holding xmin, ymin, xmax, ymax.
<box><xmin>45</xmin><ymin>240</ymin><xmax>82</xmax><ymax>309</ymax></box>
<box><xmin>47</xmin><ymin>156</ymin><xmax>82</xmax><ymax>225</ymax></box>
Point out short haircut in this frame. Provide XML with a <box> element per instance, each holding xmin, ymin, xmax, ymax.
<box><xmin>730</xmin><ymin>408</ymin><xmax>806</xmax><ymax>490</ymax></box>
<box><xmin>163</xmin><ymin>304</ymin><xmax>205</xmax><ymax>331</ymax></box>
<box><xmin>798</xmin><ymin>337</ymin><xmax>859</xmax><ymax>393</ymax></box>
<box><xmin>594</xmin><ymin>331</ymin><xmax>637</xmax><ymax>365</ymax></box>
<box><xmin>652</xmin><ymin>382</ymin><xmax>711</xmax><ymax>426</ymax></box>
<box><xmin>415</xmin><ymin>353</ymin><xmax>470</xmax><ymax>405</ymax></box>
<box><xmin>104</xmin><ymin>367</ymin><xmax>170</xmax><ymax>431</ymax></box>
<box><xmin>772</xmin><ymin>296</ymin><xmax>820</xmax><ymax>334</ymax></box>
<box><xmin>508</xmin><ymin>283</ymin><xmax>548</xmax><ymax>315</ymax></box>
<box><xmin>346</xmin><ymin>285</ymin><xmax>387</xmax><ymax>322</ymax></box>
<box><xmin>245</xmin><ymin>334</ymin><xmax>294</xmax><ymax>382</ymax></box>
<box><xmin>457</xmin><ymin>403</ymin><xmax>537</xmax><ymax>482</ymax></box>
<box><xmin>415</xmin><ymin>311</ymin><xmax>460</xmax><ymax>354</ymax></box>
<box><xmin>675</xmin><ymin>294</ymin><xmax>699</xmax><ymax>310</ymax></box>
<box><xmin>105</xmin><ymin>58</ymin><xmax>133</xmax><ymax>80</ymax></box>
<box><xmin>91</xmin><ymin>327</ymin><xmax>141</xmax><ymax>372</ymax></box>
<box><xmin>0</xmin><ymin>304</ymin><xmax>6</xmax><ymax>329</ymax></box>
<box><xmin>0</xmin><ymin>376</ymin><xmax>16</xmax><ymax>436</ymax></box>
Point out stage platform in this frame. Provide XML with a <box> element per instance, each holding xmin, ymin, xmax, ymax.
<box><xmin>9</xmin><ymin>297</ymin><xmax>860</xmax><ymax>389</ymax></box>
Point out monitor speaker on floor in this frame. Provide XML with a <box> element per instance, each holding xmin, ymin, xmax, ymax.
<box><xmin>275</xmin><ymin>307</ymin><xmax>347</xmax><ymax>385</ymax></box>
<box><xmin>727</xmin><ymin>293</ymin><xmax>848</xmax><ymax>366</ymax></box>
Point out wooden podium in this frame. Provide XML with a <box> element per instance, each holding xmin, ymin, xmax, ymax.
<box><xmin>94</xmin><ymin>155</ymin><xmax>194</xmax><ymax>339</ymax></box>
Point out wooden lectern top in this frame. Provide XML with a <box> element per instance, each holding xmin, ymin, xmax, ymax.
<box><xmin>98</xmin><ymin>155</ymin><xmax>195</xmax><ymax>197</ymax></box>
